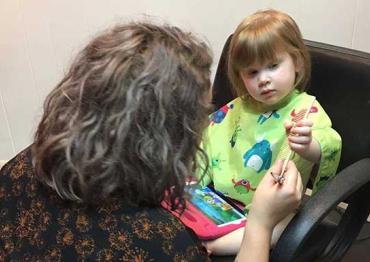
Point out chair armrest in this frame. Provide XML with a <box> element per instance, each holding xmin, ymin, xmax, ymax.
<box><xmin>271</xmin><ymin>158</ymin><xmax>370</xmax><ymax>262</ymax></box>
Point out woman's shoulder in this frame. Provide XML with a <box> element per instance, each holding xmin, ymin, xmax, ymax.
<box><xmin>0</xmin><ymin>145</ymin><xmax>33</xmax><ymax>179</ymax></box>
<box><xmin>0</xmin><ymin>155</ymin><xmax>207</xmax><ymax>261</ymax></box>
<box><xmin>0</xmin><ymin>146</ymin><xmax>36</xmax><ymax>204</ymax></box>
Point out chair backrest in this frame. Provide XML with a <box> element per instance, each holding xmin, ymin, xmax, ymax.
<box><xmin>304</xmin><ymin>40</ymin><xmax>370</xmax><ymax>171</ymax></box>
<box><xmin>211</xmin><ymin>35</ymin><xmax>370</xmax><ymax>172</ymax></box>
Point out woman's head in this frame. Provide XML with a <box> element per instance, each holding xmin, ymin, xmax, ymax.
<box><xmin>33</xmin><ymin>22</ymin><xmax>212</xmax><ymax>208</ymax></box>
<box><xmin>228</xmin><ymin>9</ymin><xmax>311</xmax><ymax>103</ymax></box>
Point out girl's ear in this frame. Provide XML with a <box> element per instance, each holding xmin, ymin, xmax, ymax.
<box><xmin>292</xmin><ymin>53</ymin><xmax>303</xmax><ymax>73</ymax></box>
<box><xmin>291</xmin><ymin>53</ymin><xmax>303</xmax><ymax>87</ymax></box>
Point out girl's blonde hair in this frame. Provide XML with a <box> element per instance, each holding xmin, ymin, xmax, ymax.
<box><xmin>228</xmin><ymin>9</ymin><xmax>311</xmax><ymax>98</ymax></box>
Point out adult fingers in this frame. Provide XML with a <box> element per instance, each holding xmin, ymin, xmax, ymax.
<box><xmin>261</xmin><ymin>159</ymin><xmax>284</xmax><ymax>186</ymax></box>
<box><xmin>268</xmin><ymin>159</ymin><xmax>284</xmax><ymax>178</ymax></box>
<box><xmin>295</xmin><ymin>172</ymin><xmax>304</xmax><ymax>209</ymax></box>
<box><xmin>296</xmin><ymin>171</ymin><xmax>303</xmax><ymax>194</ymax></box>
<box><xmin>283</xmin><ymin>160</ymin><xmax>299</xmax><ymax>189</ymax></box>
<box><xmin>271</xmin><ymin>159</ymin><xmax>283</xmax><ymax>172</ymax></box>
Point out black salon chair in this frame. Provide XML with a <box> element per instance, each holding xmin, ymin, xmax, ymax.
<box><xmin>211</xmin><ymin>35</ymin><xmax>370</xmax><ymax>261</ymax></box>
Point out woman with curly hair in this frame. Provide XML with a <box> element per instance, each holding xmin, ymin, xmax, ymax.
<box><xmin>0</xmin><ymin>21</ymin><xmax>301</xmax><ymax>261</ymax></box>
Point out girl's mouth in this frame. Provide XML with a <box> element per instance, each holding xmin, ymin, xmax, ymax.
<box><xmin>261</xmin><ymin>89</ymin><xmax>274</xmax><ymax>96</ymax></box>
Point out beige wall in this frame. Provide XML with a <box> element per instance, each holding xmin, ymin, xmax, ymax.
<box><xmin>1</xmin><ymin>0</ymin><xmax>369</xmax><ymax>161</ymax></box>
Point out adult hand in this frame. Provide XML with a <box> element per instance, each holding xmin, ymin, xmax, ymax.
<box><xmin>236</xmin><ymin>160</ymin><xmax>303</xmax><ymax>262</ymax></box>
<box><xmin>248</xmin><ymin>159</ymin><xmax>303</xmax><ymax>230</ymax></box>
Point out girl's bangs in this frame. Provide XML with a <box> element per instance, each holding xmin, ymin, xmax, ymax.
<box><xmin>232</xmin><ymin>31</ymin><xmax>285</xmax><ymax>70</ymax></box>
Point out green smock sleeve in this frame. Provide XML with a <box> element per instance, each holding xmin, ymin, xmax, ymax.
<box><xmin>310</xmin><ymin>101</ymin><xmax>342</xmax><ymax>193</ymax></box>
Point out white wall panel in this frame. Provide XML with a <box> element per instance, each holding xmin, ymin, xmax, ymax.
<box><xmin>0</xmin><ymin>0</ymin><xmax>369</xmax><ymax>160</ymax></box>
<box><xmin>44</xmin><ymin>0</ymin><xmax>91</xmax><ymax>76</ymax></box>
<box><xmin>19</xmin><ymin>0</ymin><xmax>60</xmax><ymax>101</ymax></box>
<box><xmin>0</xmin><ymin>0</ymin><xmax>40</xmax><ymax>156</ymax></box>
<box><xmin>270</xmin><ymin>0</ymin><xmax>302</xmax><ymax>20</ymax></box>
<box><xmin>0</xmin><ymin>91</ymin><xmax>15</xmax><ymax>160</ymax></box>
<box><xmin>352</xmin><ymin>0</ymin><xmax>370</xmax><ymax>53</ymax></box>
<box><xmin>299</xmin><ymin>0</ymin><xmax>357</xmax><ymax>47</ymax></box>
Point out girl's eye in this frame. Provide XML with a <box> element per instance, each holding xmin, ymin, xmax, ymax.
<box><xmin>268</xmin><ymin>63</ymin><xmax>279</xmax><ymax>69</ymax></box>
<box><xmin>248</xmin><ymin>70</ymin><xmax>258</xmax><ymax>76</ymax></box>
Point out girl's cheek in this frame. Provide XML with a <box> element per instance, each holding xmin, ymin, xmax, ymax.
<box><xmin>242</xmin><ymin>80</ymin><xmax>250</xmax><ymax>88</ymax></box>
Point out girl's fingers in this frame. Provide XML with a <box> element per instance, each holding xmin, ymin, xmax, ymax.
<box><xmin>288</xmin><ymin>135</ymin><xmax>312</xmax><ymax>145</ymax></box>
<box><xmin>296</xmin><ymin>119</ymin><xmax>313</xmax><ymax>127</ymax></box>
<box><xmin>284</xmin><ymin>121</ymin><xmax>294</xmax><ymax>133</ymax></box>
<box><xmin>284</xmin><ymin>120</ymin><xmax>293</xmax><ymax>128</ymax></box>
<box><xmin>289</xmin><ymin>143</ymin><xmax>308</xmax><ymax>155</ymax></box>
<box><xmin>290</xmin><ymin>126</ymin><xmax>312</xmax><ymax>136</ymax></box>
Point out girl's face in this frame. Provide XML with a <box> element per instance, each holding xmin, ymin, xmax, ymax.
<box><xmin>240</xmin><ymin>51</ymin><xmax>297</xmax><ymax>106</ymax></box>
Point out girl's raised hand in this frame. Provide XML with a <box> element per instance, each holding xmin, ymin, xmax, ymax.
<box><xmin>284</xmin><ymin>120</ymin><xmax>321</xmax><ymax>163</ymax></box>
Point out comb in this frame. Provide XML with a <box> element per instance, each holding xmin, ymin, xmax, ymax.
<box><xmin>277</xmin><ymin>97</ymin><xmax>317</xmax><ymax>181</ymax></box>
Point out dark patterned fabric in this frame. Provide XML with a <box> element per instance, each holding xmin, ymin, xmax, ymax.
<box><xmin>0</xmin><ymin>148</ymin><xmax>208</xmax><ymax>261</ymax></box>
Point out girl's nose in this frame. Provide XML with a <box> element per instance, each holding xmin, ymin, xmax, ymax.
<box><xmin>258</xmin><ymin>72</ymin><xmax>271</xmax><ymax>88</ymax></box>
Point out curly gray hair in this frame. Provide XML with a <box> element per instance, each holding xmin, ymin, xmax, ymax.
<box><xmin>33</xmin><ymin>22</ymin><xmax>213</xmax><ymax>208</ymax></box>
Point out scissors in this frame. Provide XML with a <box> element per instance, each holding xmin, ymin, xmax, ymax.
<box><xmin>270</xmin><ymin>171</ymin><xmax>285</xmax><ymax>185</ymax></box>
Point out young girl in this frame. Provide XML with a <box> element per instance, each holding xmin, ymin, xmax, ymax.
<box><xmin>198</xmin><ymin>9</ymin><xmax>342</xmax><ymax>254</ymax></box>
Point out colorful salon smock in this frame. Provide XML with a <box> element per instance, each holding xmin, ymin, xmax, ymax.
<box><xmin>197</xmin><ymin>90</ymin><xmax>341</xmax><ymax>210</ymax></box>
